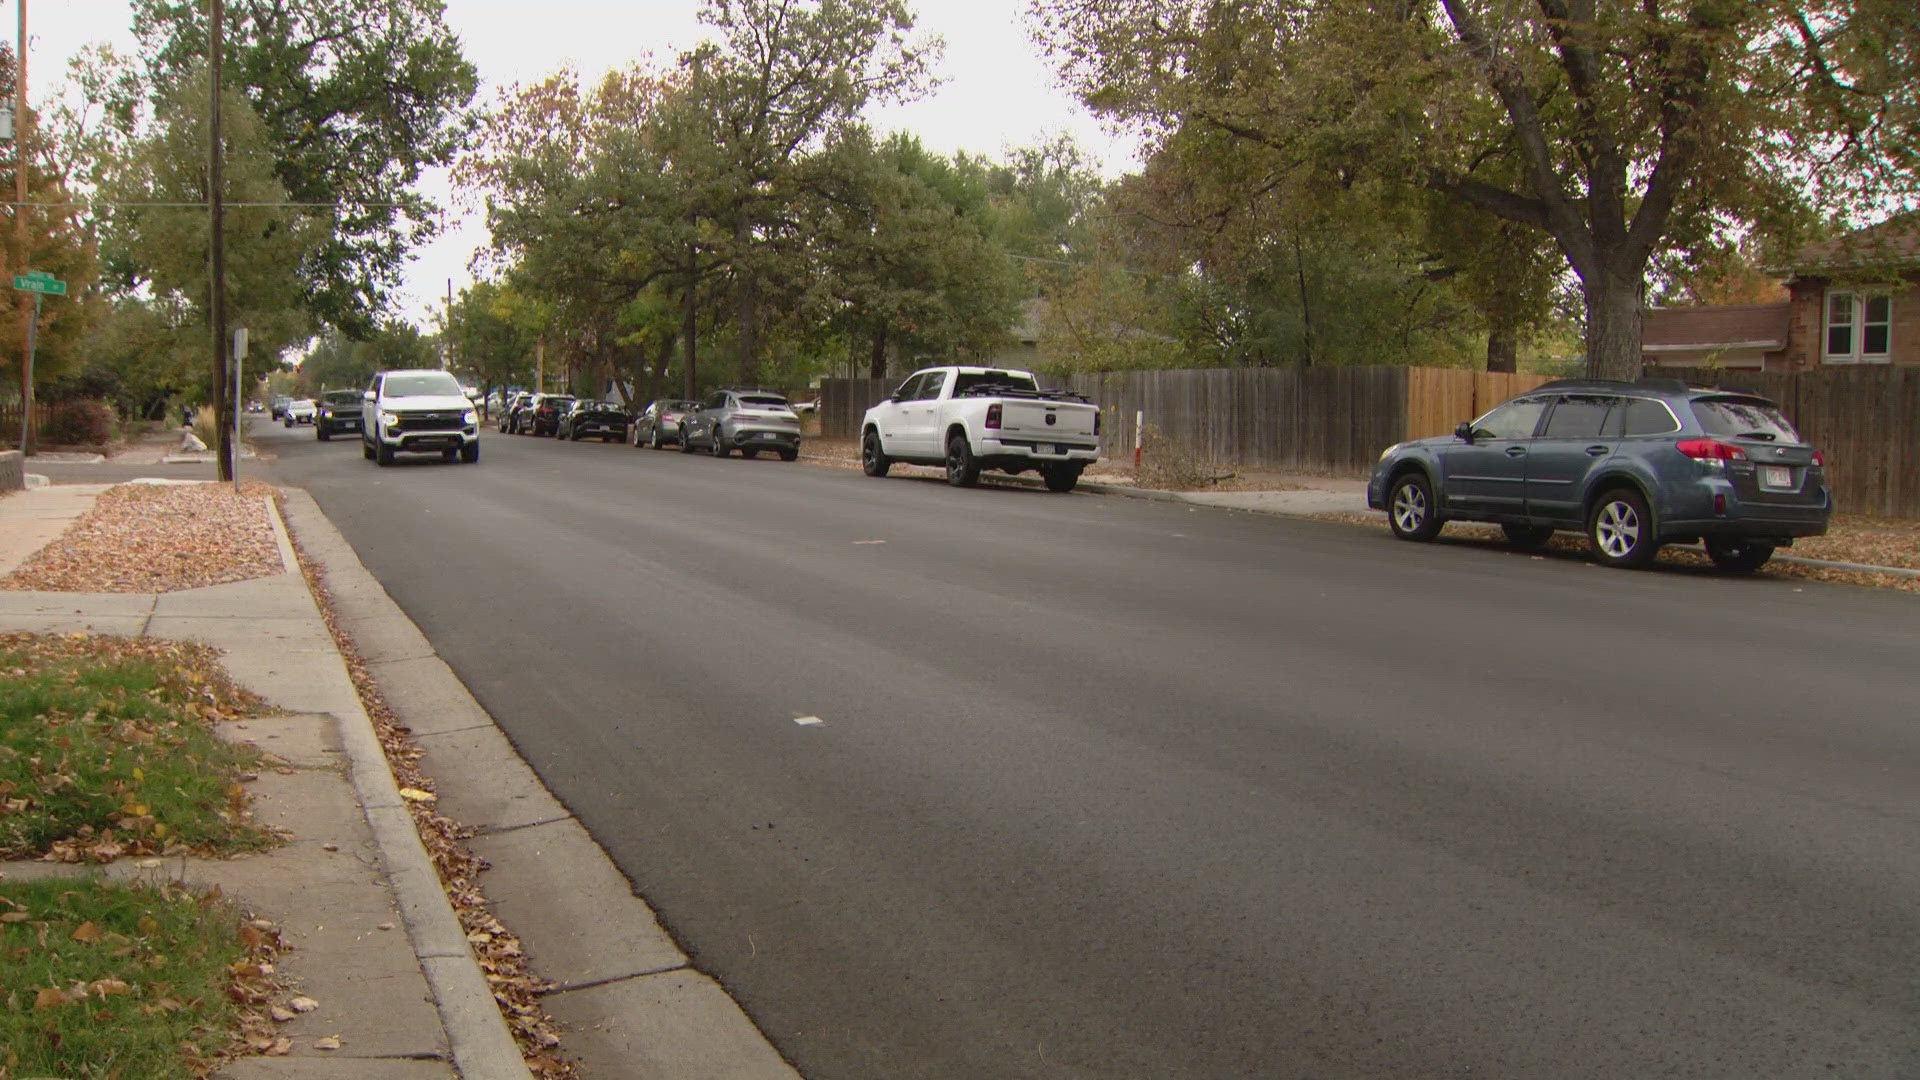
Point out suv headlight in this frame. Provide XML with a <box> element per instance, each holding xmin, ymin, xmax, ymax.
<box><xmin>463</xmin><ymin>410</ymin><xmax>478</xmax><ymax>425</ymax></box>
<box><xmin>380</xmin><ymin>411</ymin><xmax>399</xmax><ymax>428</ymax></box>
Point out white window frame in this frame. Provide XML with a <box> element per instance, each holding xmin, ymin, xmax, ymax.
<box><xmin>1823</xmin><ymin>290</ymin><xmax>1892</xmax><ymax>364</ymax></box>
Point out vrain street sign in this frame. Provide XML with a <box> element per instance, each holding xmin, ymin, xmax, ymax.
<box><xmin>13</xmin><ymin>270</ymin><xmax>66</xmax><ymax>296</ymax></box>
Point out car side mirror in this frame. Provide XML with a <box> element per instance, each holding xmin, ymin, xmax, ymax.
<box><xmin>363</xmin><ymin>391</ymin><xmax>375</xmax><ymax>403</ymax></box>
<box><xmin>1454</xmin><ymin>421</ymin><xmax>1475</xmax><ymax>444</ymax></box>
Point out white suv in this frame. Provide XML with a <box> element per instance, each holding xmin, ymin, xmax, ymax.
<box><xmin>361</xmin><ymin>369</ymin><xmax>480</xmax><ymax>466</ymax></box>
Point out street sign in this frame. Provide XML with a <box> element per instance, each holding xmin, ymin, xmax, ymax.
<box><xmin>13</xmin><ymin>271</ymin><xmax>66</xmax><ymax>296</ymax></box>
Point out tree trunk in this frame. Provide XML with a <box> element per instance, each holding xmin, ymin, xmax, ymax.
<box><xmin>867</xmin><ymin>323</ymin><xmax>888</xmax><ymax>380</ymax></box>
<box><xmin>1582</xmin><ymin>264</ymin><xmax>1644</xmax><ymax>381</ymax></box>
<box><xmin>682</xmin><ymin>246</ymin><xmax>699</xmax><ymax>399</ymax></box>
<box><xmin>645</xmin><ymin>332</ymin><xmax>675</xmax><ymax>404</ymax></box>
<box><xmin>1293</xmin><ymin>230</ymin><xmax>1314</xmax><ymax>368</ymax></box>
<box><xmin>1485</xmin><ymin>323</ymin><xmax>1518</xmax><ymax>373</ymax></box>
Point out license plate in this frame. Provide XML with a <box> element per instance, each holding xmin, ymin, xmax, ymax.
<box><xmin>1760</xmin><ymin>465</ymin><xmax>1793</xmax><ymax>489</ymax></box>
<box><xmin>758</xmin><ymin>432</ymin><xmax>776</xmax><ymax>439</ymax></box>
<box><xmin>1038</xmin><ymin>443</ymin><xmax>1059</xmax><ymax>455</ymax></box>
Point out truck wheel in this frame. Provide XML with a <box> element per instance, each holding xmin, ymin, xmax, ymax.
<box><xmin>461</xmin><ymin>442</ymin><xmax>479</xmax><ymax>464</ymax></box>
<box><xmin>945</xmin><ymin>433</ymin><xmax>980</xmax><ymax>487</ymax></box>
<box><xmin>862</xmin><ymin>430</ymin><xmax>891</xmax><ymax>477</ymax></box>
<box><xmin>317</xmin><ymin>427</ymin><xmax>330</xmax><ymax>441</ymax></box>
<box><xmin>376</xmin><ymin>442</ymin><xmax>394</xmax><ymax>467</ymax></box>
<box><xmin>363</xmin><ymin>440</ymin><xmax>375</xmax><ymax>461</ymax></box>
<box><xmin>779</xmin><ymin>448</ymin><xmax>798</xmax><ymax>462</ymax></box>
<box><xmin>1042</xmin><ymin>464</ymin><xmax>1082</xmax><ymax>493</ymax></box>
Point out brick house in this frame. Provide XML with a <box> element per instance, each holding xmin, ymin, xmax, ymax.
<box><xmin>1642</xmin><ymin>216</ymin><xmax>1919</xmax><ymax>372</ymax></box>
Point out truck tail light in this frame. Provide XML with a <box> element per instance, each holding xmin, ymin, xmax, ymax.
<box><xmin>1811</xmin><ymin>450</ymin><xmax>1825</xmax><ymax>467</ymax></box>
<box><xmin>985</xmin><ymin>403</ymin><xmax>1001</xmax><ymax>430</ymax></box>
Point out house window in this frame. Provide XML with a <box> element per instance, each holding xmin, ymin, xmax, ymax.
<box><xmin>1825</xmin><ymin>291</ymin><xmax>1891</xmax><ymax>363</ymax></box>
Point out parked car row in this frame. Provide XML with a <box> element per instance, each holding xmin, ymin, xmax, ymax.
<box><xmin>492</xmin><ymin>390</ymin><xmax>808</xmax><ymax>461</ymax></box>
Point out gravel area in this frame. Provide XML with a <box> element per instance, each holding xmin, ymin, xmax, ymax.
<box><xmin>2</xmin><ymin>481</ymin><xmax>283</xmax><ymax>593</ymax></box>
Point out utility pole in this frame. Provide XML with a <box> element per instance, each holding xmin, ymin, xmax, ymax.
<box><xmin>208</xmin><ymin>0</ymin><xmax>233</xmax><ymax>482</ymax></box>
<box><xmin>14</xmin><ymin>0</ymin><xmax>31</xmax><ymax>455</ymax></box>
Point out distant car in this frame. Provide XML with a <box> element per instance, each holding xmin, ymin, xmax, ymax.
<box><xmin>270</xmin><ymin>395</ymin><xmax>292</xmax><ymax>420</ymax></box>
<box><xmin>556</xmin><ymin>400</ymin><xmax>631</xmax><ymax>442</ymax></box>
<box><xmin>499</xmin><ymin>392</ymin><xmax>534</xmax><ymax>433</ymax></box>
<box><xmin>283</xmin><ymin>398</ymin><xmax>317</xmax><ymax>426</ymax></box>
<box><xmin>361</xmin><ymin>368</ymin><xmax>480</xmax><ymax>466</ymax></box>
<box><xmin>632</xmin><ymin>399</ymin><xmax>700</xmax><ymax>449</ymax></box>
<box><xmin>314</xmin><ymin>389</ymin><xmax>365</xmax><ymax>441</ymax></box>
<box><xmin>679</xmin><ymin>389</ymin><xmax>802</xmax><ymax>461</ymax></box>
<box><xmin>522</xmin><ymin>393</ymin><xmax>577</xmax><ymax>437</ymax></box>
<box><xmin>1367</xmin><ymin>377</ymin><xmax>1831</xmax><ymax>571</ymax></box>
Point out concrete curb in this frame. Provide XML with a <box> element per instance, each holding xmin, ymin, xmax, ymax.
<box><xmin>272</xmin><ymin>490</ymin><xmax>535</xmax><ymax>1080</ymax></box>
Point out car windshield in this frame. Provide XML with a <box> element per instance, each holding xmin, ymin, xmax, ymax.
<box><xmin>1690</xmin><ymin>396</ymin><xmax>1802</xmax><ymax>443</ymax></box>
<box><xmin>543</xmin><ymin>397</ymin><xmax>576</xmax><ymax>409</ymax></box>
<box><xmin>738</xmin><ymin>395</ymin><xmax>789</xmax><ymax>409</ymax></box>
<box><xmin>664</xmin><ymin>401</ymin><xmax>698</xmax><ymax>411</ymax></box>
<box><xmin>384</xmin><ymin>372</ymin><xmax>464</xmax><ymax>397</ymax></box>
<box><xmin>323</xmin><ymin>391</ymin><xmax>360</xmax><ymax>406</ymax></box>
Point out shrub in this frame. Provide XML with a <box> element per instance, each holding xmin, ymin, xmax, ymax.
<box><xmin>42</xmin><ymin>399</ymin><xmax>116</xmax><ymax>447</ymax></box>
<box><xmin>1135</xmin><ymin>423</ymin><xmax>1216</xmax><ymax>490</ymax></box>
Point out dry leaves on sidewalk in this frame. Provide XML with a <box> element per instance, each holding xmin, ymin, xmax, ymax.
<box><xmin>2</xmin><ymin>481</ymin><xmax>283</xmax><ymax>593</ymax></box>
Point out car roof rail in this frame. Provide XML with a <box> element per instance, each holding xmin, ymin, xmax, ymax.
<box><xmin>1532</xmin><ymin>377</ymin><xmax>1640</xmax><ymax>391</ymax></box>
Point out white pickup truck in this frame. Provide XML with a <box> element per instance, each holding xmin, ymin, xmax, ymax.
<box><xmin>860</xmin><ymin>366</ymin><xmax>1100</xmax><ymax>491</ymax></box>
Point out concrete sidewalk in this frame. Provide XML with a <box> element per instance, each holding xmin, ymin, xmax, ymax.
<box><xmin>0</xmin><ymin>480</ymin><xmax>800</xmax><ymax>1080</ymax></box>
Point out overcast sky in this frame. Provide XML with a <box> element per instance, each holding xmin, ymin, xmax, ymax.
<box><xmin>23</xmin><ymin>0</ymin><xmax>1139</xmax><ymax>326</ymax></box>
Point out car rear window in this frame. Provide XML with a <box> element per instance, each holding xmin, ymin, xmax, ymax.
<box><xmin>1690</xmin><ymin>396</ymin><xmax>1802</xmax><ymax>443</ymax></box>
<box><xmin>953</xmin><ymin>371</ymin><xmax>1038</xmax><ymax>395</ymax></box>
<box><xmin>739</xmin><ymin>395</ymin><xmax>789</xmax><ymax>408</ymax></box>
<box><xmin>543</xmin><ymin>397</ymin><xmax>576</xmax><ymax>408</ymax></box>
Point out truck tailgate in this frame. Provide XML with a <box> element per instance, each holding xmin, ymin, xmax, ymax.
<box><xmin>999</xmin><ymin>400</ymin><xmax>1097</xmax><ymax>440</ymax></box>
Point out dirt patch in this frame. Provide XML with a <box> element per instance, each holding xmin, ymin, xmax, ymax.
<box><xmin>3</xmin><ymin>481</ymin><xmax>283</xmax><ymax>593</ymax></box>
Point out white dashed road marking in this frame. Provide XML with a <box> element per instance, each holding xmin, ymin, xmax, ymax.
<box><xmin>794</xmin><ymin>716</ymin><xmax>824</xmax><ymax>726</ymax></box>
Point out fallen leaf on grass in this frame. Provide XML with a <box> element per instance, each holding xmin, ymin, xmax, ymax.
<box><xmin>314</xmin><ymin>1035</ymin><xmax>342</xmax><ymax>1051</ymax></box>
<box><xmin>288</xmin><ymin>995</ymin><xmax>319</xmax><ymax>1013</ymax></box>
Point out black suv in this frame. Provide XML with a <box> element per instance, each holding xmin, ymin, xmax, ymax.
<box><xmin>521</xmin><ymin>393</ymin><xmax>577</xmax><ymax>437</ymax></box>
<box><xmin>1368</xmin><ymin>378</ymin><xmax>1830</xmax><ymax>571</ymax></box>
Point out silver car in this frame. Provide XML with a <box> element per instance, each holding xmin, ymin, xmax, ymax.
<box><xmin>632</xmin><ymin>398</ymin><xmax>702</xmax><ymax>449</ymax></box>
<box><xmin>679</xmin><ymin>390</ymin><xmax>803</xmax><ymax>461</ymax></box>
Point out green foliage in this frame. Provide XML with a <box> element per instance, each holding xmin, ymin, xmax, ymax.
<box><xmin>100</xmin><ymin>66</ymin><xmax>320</xmax><ymax>366</ymax></box>
<box><xmin>131</xmin><ymin>0</ymin><xmax>479</xmax><ymax>334</ymax></box>
<box><xmin>0</xmin><ymin>877</ymin><xmax>253</xmax><ymax>1079</ymax></box>
<box><xmin>73</xmin><ymin>296</ymin><xmax>205</xmax><ymax>421</ymax></box>
<box><xmin>1034</xmin><ymin>0</ymin><xmax>1920</xmax><ymax>379</ymax></box>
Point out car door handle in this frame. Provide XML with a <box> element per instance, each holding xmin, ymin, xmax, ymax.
<box><xmin>1505</xmin><ymin>446</ymin><xmax>1526</xmax><ymax>458</ymax></box>
<box><xmin>1585</xmin><ymin>445</ymin><xmax>1610</xmax><ymax>457</ymax></box>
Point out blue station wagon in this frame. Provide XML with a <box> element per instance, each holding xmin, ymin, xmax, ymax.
<box><xmin>1367</xmin><ymin>378</ymin><xmax>1831</xmax><ymax>571</ymax></box>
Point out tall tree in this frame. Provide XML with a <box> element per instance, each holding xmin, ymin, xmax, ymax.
<box><xmin>101</xmin><ymin>67</ymin><xmax>321</xmax><ymax>371</ymax></box>
<box><xmin>1036</xmin><ymin>0</ymin><xmax>1920</xmax><ymax>379</ymax></box>
<box><xmin>675</xmin><ymin>0</ymin><xmax>939</xmax><ymax>383</ymax></box>
<box><xmin>131</xmin><ymin>0</ymin><xmax>478</xmax><ymax>333</ymax></box>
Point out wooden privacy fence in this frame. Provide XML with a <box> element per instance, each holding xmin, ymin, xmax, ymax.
<box><xmin>821</xmin><ymin>365</ymin><xmax>1917</xmax><ymax>516</ymax></box>
<box><xmin>1646</xmin><ymin>366</ymin><xmax>1920</xmax><ymax>519</ymax></box>
<box><xmin>0</xmin><ymin>401</ymin><xmax>55</xmax><ymax>444</ymax></box>
<box><xmin>821</xmin><ymin>367</ymin><xmax>1549</xmax><ymax>477</ymax></box>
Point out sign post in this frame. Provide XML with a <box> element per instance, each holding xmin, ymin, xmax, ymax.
<box><xmin>12</xmin><ymin>270</ymin><xmax>65</xmax><ymax>456</ymax></box>
<box><xmin>231</xmin><ymin>327</ymin><xmax>248</xmax><ymax>492</ymax></box>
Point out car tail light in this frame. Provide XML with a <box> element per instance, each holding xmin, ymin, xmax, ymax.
<box><xmin>1811</xmin><ymin>450</ymin><xmax>1825</xmax><ymax>467</ymax></box>
<box><xmin>986</xmin><ymin>403</ymin><xmax>1002</xmax><ymax>430</ymax></box>
<box><xmin>1675</xmin><ymin>438</ymin><xmax>1746</xmax><ymax>464</ymax></box>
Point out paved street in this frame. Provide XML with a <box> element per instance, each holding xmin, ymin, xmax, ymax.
<box><xmin>257</xmin><ymin>420</ymin><xmax>1920</xmax><ymax>1079</ymax></box>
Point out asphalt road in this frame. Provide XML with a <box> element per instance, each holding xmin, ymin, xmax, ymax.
<box><xmin>252</xmin><ymin>419</ymin><xmax>1920</xmax><ymax>1079</ymax></box>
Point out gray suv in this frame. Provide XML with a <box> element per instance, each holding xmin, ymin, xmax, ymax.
<box><xmin>679</xmin><ymin>389</ymin><xmax>802</xmax><ymax>460</ymax></box>
<box><xmin>1368</xmin><ymin>378</ymin><xmax>1830</xmax><ymax>571</ymax></box>
<box><xmin>361</xmin><ymin>369</ymin><xmax>480</xmax><ymax>466</ymax></box>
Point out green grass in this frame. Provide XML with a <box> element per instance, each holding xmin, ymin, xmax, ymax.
<box><xmin>0</xmin><ymin>633</ymin><xmax>275</xmax><ymax>861</ymax></box>
<box><xmin>0</xmin><ymin>876</ymin><xmax>259</xmax><ymax>1078</ymax></box>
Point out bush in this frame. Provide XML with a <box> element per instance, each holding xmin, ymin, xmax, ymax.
<box><xmin>42</xmin><ymin>399</ymin><xmax>116</xmax><ymax>447</ymax></box>
<box><xmin>1135</xmin><ymin>423</ymin><xmax>1216</xmax><ymax>490</ymax></box>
